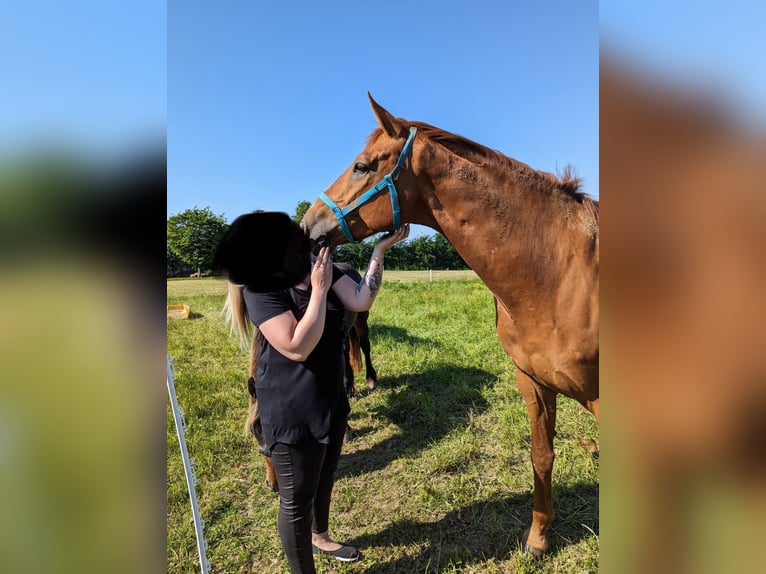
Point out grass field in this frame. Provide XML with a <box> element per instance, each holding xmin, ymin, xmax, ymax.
<box><xmin>167</xmin><ymin>273</ymin><xmax>599</xmax><ymax>573</ymax></box>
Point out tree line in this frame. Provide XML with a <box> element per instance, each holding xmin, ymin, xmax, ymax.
<box><xmin>167</xmin><ymin>205</ymin><xmax>468</xmax><ymax>277</ymax></box>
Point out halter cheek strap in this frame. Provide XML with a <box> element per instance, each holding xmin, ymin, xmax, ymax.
<box><xmin>319</xmin><ymin>126</ymin><xmax>417</xmax><ymax>243</ymax></box>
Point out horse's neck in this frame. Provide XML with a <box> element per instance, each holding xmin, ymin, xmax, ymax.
<box><xmin>422</xmin><ymin>159</ymin><xmax>595</xmax><ymax>307</ymax></box>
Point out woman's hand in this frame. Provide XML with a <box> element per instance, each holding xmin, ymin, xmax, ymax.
<box><xmin>310</xmin><ymin>246</ymin><xmax>333</xmax><ymax>295</ymax></box>
<box><xmin>375</xmin><ymin>224</ymin><xmax>410</xmax><ymax>253</ymax></box>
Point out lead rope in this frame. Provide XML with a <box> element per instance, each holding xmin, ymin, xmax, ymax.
<box><xmin>167</xmin><ymin>355</ymin><xmax>211</xmax><ymax>574</ymax></box>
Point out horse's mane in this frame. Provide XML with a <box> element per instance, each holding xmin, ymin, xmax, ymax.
<box><xmin>377</xmin><ymin>120</ymin><xmax>599</xmax><ymax>224</ymax></box>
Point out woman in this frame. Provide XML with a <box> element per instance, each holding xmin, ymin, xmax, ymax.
<box><xmin>242</xmin><ymin>221</ymin><xmax>409</xmax><ymax>573</ymax></box>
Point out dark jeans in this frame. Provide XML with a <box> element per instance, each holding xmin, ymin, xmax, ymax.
<box><xmin>270</xmin><ymin>417</ymin><xmax>347</xmax><ymax>574</ymax></box>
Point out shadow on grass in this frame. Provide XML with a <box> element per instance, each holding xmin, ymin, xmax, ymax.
<box><xmin>338</xmin><ymin>364</ymin><xmax>496</xmax><ymax>480</ymax></box>
<box><xmin>343</xmin><ymin>482</ymin><xmax>598</xmax><ymax>572</ymax></box>
<box><xmin>367</xmin><ymin>323</ymin><xmax>434</xmax><ymax>348</ymax></box>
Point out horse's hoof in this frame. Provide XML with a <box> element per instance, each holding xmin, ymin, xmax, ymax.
<box><xmin>578</xmin><ymin>438</ymin><xmax>599</xmax><ymax>454</ymax></box>
<box><xmin>521</xmin><ymin>528</ymin><xmax>546</xmax><ymax>559</ymax></box>
<box><xmin>265</xmin><ymin>479</ymin><xmax>278</xmax><ymax>493</ymax></box>
<box><xmin>344</xmin><ymin>429</ymin><xmax>353</xmax><ymax>443</ymax></box>
<box><xmin>522</xmin><ymin>543</ymin><xmax>544</xmax><ymax>559</ymax></box>
<box><xmin>366</xmin><ymin>379</ymin><xmax>376</xmax><ymax>390</ymax></box>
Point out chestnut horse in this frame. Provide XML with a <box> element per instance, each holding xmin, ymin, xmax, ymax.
<box><xmin>225</xmin><ymin>263</ymin><xmax>377</xmax><ymax>492</ymax></box>
<box><xmin>301</xmin><ymin>94</ymin><xmax>599</xmax><ymax>557</ymax></box>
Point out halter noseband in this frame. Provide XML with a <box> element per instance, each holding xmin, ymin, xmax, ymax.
<box><xmin>319</xmin><ymin>126</ymin><xmax>417</xmax><ymax>243</ymax></box>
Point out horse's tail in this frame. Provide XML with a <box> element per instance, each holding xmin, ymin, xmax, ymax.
<box><xmin>244</xmin><ymin>374</ymin><xmax>264</xmax><ymax>444</ymax></box>
<box><xmin>244</xmin><ymin>333</ymin><xmax>275</xmax><ymax>488</ymax></box>
<box><xmin>243</xmin><ymin>332</ymin><xmax>268</xmax><ymax>453</ymax></box>
<box><xmin>243</xmin><ymin>309</ymin><xmax>266</xmax><ymax>436</ymax></box>
<box><xmin>348</xmin><ymin>324</ymin><xmax>363</xmax><ymax>375</ymax></box>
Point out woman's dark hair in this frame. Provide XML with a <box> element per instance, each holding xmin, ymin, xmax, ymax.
<box><xmin>213</xmin><ymin>211</ymin><xmax>312</xmax><ymax>292</ymax></box>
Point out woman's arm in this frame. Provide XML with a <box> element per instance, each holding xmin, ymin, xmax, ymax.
<box><xmin>333</xmin><ymin>225</ymin><xmax>410</xmax><ymax>312</ymax></box>
<box><xmin>258</xmin><ymin>247</ymin><xmax>333</xmax><ymax>362</ymax></box>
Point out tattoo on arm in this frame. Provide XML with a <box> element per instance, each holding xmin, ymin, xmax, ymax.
<box><xmin>358</xmin><ymin>254</ymin><xmax>384</xmax><ymax>298</ymax></box>
<box><xmin>367</xmin><ymin>266</ymin><xmax>382</xmax><ymax>297</ymax></box>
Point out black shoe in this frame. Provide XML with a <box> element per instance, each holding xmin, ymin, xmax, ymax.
<box><xmin>312</xmin><ymin>543</ymin><xmax>361</xmax><ymax>562</ymax></box>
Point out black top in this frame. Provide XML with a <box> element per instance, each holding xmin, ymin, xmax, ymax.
<box><xmin>243</xmin><ymin>265</ymin><xmax>350</xmax><ymax>451</ymax></box>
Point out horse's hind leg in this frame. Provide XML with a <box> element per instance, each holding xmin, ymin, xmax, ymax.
<box><xmin>517</xmin><ymin>370</ymin><xmax>558</xmax><ymax>557</ymax></box>
<box><xmin>579</xmin><ymin>398</ymin><xmax>600</xmax><ymax>453</ymax></box>
<box><xmin>263</xmin><ymin>458</ymin><xmax>278</xmax><ymax>493</ymax></box>
<box><xmin>246</xmin><ymin>393</ymin><xmax>279</xmax><ymax>493</ymax></box>
<box><xmin>356</xmin><ymin>312</ymin><xmax>377</xmax><ymax>389</ymax></box>
<box><xmin>586</xmin><ymin>397</ymin><xmax>599</xmax><ymax>421</ymax></box>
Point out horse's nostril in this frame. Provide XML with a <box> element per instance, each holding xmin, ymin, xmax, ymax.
<box><xmin>310</xmin><ymin>235</ymin><xmax>330</xmax><ymax>254</ymax></box>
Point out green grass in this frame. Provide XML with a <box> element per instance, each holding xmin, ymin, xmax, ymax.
<box><xmin>167</xmin><ymin>273</ymin><xmax>599</xmax><ymax>573</ymax></box>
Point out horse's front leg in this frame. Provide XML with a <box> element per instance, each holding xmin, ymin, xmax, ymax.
<box><xmin>517</xmin><ymin>370</ymin><xmax>558</xmax><ymax>557</ymax></box>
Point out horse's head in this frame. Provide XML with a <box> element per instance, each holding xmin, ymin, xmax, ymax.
<box><xmin>302</xmin><ymin>93</ymin><xmax>419</xmax><ymax>249</ymax></box>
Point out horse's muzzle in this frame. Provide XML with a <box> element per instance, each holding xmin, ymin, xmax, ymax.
<box><xmin>302</xmin><ymin>215</ymin><xmax>344</xmax><ymax>253</ymax></box>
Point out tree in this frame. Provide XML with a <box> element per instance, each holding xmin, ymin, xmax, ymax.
<box><xmin>333</xmin><ymin>240</ymin><xmax>373</xmax><ymax>270</ymax></box>
<box><xmin>432</xmin><ymin>233</ymin><xmax>467</xmax><ymax>269</ymax></box>
<box><xmin>293</xmin><ymin>200</ymin><xmax>311</xmax><ymax>224</ymax></box>
<box><xmin>166</xmin><ymin>245</ymin><xmax>186</xmax><ymax>277</ymax></box>
<box><xmin>386</xmin><ymin>242</ymin><xmax>408</xmax><ymax>270</ymax></box>
<box><xmin>409</xmin><ymin>235</ymin><xmax>436</xmax><ymax>270</ymax></box>
<box><xmin>167</xmin><ymin>207</ymin><xmax>228</xmax><ymax>276</ymax></box>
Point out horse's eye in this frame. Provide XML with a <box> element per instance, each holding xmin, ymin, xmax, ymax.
<box><xmin>353</xmin><ymin>162</ymin><xmax>369</xmax><ymax>174</ymax></box>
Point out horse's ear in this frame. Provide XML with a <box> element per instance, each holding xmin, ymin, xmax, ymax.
<box><xmin>368</xmin><ymin>92</ymin><xmax>408</xmax><ymax>138</ymax></box>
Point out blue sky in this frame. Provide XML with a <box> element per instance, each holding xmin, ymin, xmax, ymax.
<box><xmin>167</xmin><ymin>1</ymin><xmax>599</xmax><ymax>232</ymax></box>
<box><xmin>4</xmin><ymin>2</ymin><xmax>763</xmax><ymax>232</ymax></box>
<box><xmin>600</xmin><ymin>1</ymin><xmax>766</xmax><ymax>124</ymax></box>
<box><xmin>0</xmin><ymin>1</ymin><xmax>166</xmax><ymax>158</ymax></box>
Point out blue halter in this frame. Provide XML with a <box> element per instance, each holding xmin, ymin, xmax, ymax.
<box><xmin>319</xmin><ymin>126</ymin><xmax>417</xmax><ymax>243</ymax></box>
